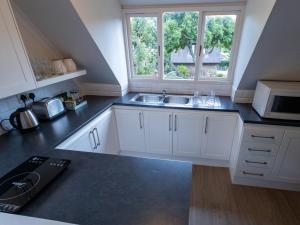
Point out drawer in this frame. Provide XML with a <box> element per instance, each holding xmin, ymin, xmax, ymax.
<box><xmin>243</xmin><ymin>127</ymin><xmax>284</xmax><ymax>144</ymax></box>
<box><xmin>238</xmin><ymin>155</ymin><xmax>275</xmax><ymax>169</ymax></box>
<box><xmin>240</xmin><ymin>142</ymin><xmax>279</xmax><ymax>157</ymax></box>
<box><xmin>236</xmin><ymin>167</ymin><xmax>271</xmax><ymax>179</ymax></box>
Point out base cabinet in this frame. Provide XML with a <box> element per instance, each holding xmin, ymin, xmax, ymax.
<box><xmin>114</xmin><ymin>109</ymin><xmax>146</xmax><ymax>152</ymax></box>
<box><xmin>56</xmin><ymin>109</ymin><xmax>119</xmax><ymax>154</ymax></box>
<box><xmin>173</xmin><ymin>112</ymin><xmax>204</xmax><ymax>157</ymax></box>
<box><xmin>201</xmin><ymin>114</ymin><xmax>237</xmax><ymax>160</ymax></box>
<box><xmin>144</xmin><ymin>111</ymin><xmax>173</xmax><ymax>155</ymax></box>
<box><xmin>272</xmin><ymin>130</ymin><xmax>300</xmax><ymax>184</ymax></box>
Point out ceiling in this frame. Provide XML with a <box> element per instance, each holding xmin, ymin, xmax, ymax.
<box><xmin>119</xmin><ymin>0</ymin><xmax>246</xmax><ymax>6</ymax></box>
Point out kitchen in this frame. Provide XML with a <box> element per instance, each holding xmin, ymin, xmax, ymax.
<box><xmin>0</xmin><ymin>0</ymin><xmax>300</xmax><ymax>225</ymax></box>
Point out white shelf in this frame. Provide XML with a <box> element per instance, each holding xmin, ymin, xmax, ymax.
<box><xmin>36</xmin><ymin>69</ymin><xmax>87</xmax><ymax>88</ymax></box>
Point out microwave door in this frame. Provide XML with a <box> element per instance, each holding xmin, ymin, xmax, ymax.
<box><xmin>271</xmin><ymin>96</ymin><xmax>300</xmax><ymax>114</ymax></box>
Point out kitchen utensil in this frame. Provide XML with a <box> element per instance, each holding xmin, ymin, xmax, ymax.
<box><xmin>32</xmin><ymin>98</ymin><xmax>65</xmax><ymax>120</ymax></box>
<box><xmin>52</xmin><ymin>60</ymin><xmax>67</xmax><ymax>75</ymax></box>
<box><xmin>63</xmin><ymin>59</ymin><xmax>77</xmax><ymax>73</ymax></box>
<box><xmin>9</xmin><ymin>108</ymin><xmax>39</xmax><ymax>131</ymax></box>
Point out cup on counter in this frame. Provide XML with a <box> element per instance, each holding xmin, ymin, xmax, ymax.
<box><xmin>52</xmin><ymin>60</ymin><xmax>67</xmax><ymax>75</ymax></box>
<box><xmin>63</xmin><ymin>58</ymin><xmax>77</xmax><ymax>73</ymax></box>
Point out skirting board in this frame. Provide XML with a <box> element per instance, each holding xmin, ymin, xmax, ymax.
<box><xmin>231</xmin><ymin>87</ymin><xmax>255</xmax><ymax>103</ymax></box>
<box><xmin>76</xmin><ymin>81</ymin><xmax>128</xmax><ymax>96</ymax></box>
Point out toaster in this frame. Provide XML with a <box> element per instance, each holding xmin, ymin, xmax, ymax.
<box><xmin>32</xmin><ymin>98</ymin><xmax>65</xmax><ymax>120</ymax></box>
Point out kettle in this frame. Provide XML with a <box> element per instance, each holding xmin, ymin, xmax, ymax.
<box><xmin>9</xmin><ymin>107</ymin><xmax>39</xmax><ymax>131</ymax></box>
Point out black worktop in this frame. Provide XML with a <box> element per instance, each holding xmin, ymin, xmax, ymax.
<box><xmin>0</xmin><ymin>93</ymin><xmax>299</xmax><ymax>225</ymax></box>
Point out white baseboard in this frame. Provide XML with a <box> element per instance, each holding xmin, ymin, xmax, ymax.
<box><xmin>231</xmin><ymin>87</ymin><xmax>255</xmax><ymax>103</ymax></box>
<box><xmin>77</xmin><ymin>82</ymin><xmax>128</xmax><ymax>96</ymax></box>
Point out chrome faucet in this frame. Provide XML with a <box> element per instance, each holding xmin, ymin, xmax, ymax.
<box><xmin>162</xmin><ymin>90</ymin><xmax>167</xmax><ymax>98</ymax></box>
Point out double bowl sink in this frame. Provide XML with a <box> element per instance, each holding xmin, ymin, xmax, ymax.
<box><xmin>130</xmin><ymin>93</ymin><xmax>220</xmax><ymax>107</ymax></box>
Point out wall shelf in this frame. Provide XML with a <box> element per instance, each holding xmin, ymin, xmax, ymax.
<box><xmin>36</xmin><ymin>69</ymin><xmax>87</xmax><ymax>88</ymax></box>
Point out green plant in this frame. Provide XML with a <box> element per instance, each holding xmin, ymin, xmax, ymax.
<box><xmin>176</xmin><ymin>65</ymin><xmax>190</xmax><ymax>78</ymax></box>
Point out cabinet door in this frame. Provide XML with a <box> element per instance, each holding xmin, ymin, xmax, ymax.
<box><xmin>144</xmin><ymin>111</ymin><xmax>173</xmax><ymax>155</ymax></box>
<box><xmin>114</xmin><ymin>109</ymin><xmax>146</xmax><ymax>152</ymax></box>
<box><xmin>173</xmin><ymin>112</ymin><xmax>204</xmax><ymax>157</ymax></box>
<box><xmin>0</xmin><ymin>1</ymin><xmax>36</xmax><ymax>98</ymax></box>
<box><xmin>201</xmin><ymin>113</ymin><xmax>237</xmax><ymax>160</ymax></box>
<box><xmin>273</xmin><ymin>130</ymin><xmax>300</xmax><ymax>184</ymax></box>
<box><xmin>94</xmin><ymin>110</ymin><xmax>119</xmax><ymax>155</ymax></box>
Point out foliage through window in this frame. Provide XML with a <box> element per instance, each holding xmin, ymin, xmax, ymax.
<box><xmin>127</xmin><ymin>9</ymin><xmax>240</xmax><ymax>81</ymax></box>
<box><xmin>129</xmin><ymin>16</ymin><xmax>158</xmax><ymax>77</ymax></box>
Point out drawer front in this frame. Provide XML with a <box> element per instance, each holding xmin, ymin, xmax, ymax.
<box><xmin>238</xmin><ymin>155</ymin><xmax>275</xmax><ymax>169</ymax></box>
<box><xmin>240</xmin><ymin>142</ymin><xmax>279</xmax><ymax>157</ymax></box>
<box><xmin>237</xmin><ymin>167</ymin><xmax>271</xmax><ymax>179</ymax></box>
<box><xmin>243</xmin><ymin>127</ymin><xmax>284</xmax><ymax>144</ymax></box>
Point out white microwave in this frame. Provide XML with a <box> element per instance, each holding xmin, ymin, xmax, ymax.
<box><xmin>252</xmin><ymin>81</ymin><xmax>300</xmax><ymax>120</ymax></box>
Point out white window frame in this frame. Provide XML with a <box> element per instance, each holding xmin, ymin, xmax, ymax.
<box><xmin>123</xmin><ymin>4</ymin><xmax>245</xmax><ymax>85</ymax></box>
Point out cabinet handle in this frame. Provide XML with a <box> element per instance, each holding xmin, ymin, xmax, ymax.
<box><xmin>198</xmin><ymin>44</ymin><xmax>202</xmax><ymax>57</ymax></box>
<box><xmin>169</xmin><ymin>114</ymin><xmax>172</xmax><ymax>131</ymax></box>
<box><xmin>242</xmin><ymin>171</ymin><xmax>264</xmax><ymax>177</ymax></box>
<box><xmin>251</xmin><ymin>135</ymin><xmax>275</xmax><ymax>139</ymax></box>
<box><xmin>248</xmin><ymin>148</ymin><xmax>272</xmax><ymax>153</ymax></box>
<box><xmin>89</xmin><ymin>131</ymin><xmax>97</xmax><ymax>149</ymax></box>
<box><xmin>174</xmin><ymin>115</ymin><xmax>177</xmax><ymax>131</ymax></box>
<box><xmin>139</xmin><ymin>112</ymin><xmax>143</xmax><ymax>129</ymax></box>
<box><xmin>93</xmin><ymin>128</ymin><xmax>100</xmax><ymax>146</ymax></box>
<box><xmin>158</xmin><ymin>45</ymin><xmax>161</xmax><ymax>56</ymax></box>
<box><xmin>204</xmin><ymin>117</ymin><xmax>208</xmax><ymax>134</ymax></box>
<box><xmin>244</xmin><ymin>160</ymin><xmax>267</xmax><ymax>165</ymax></box>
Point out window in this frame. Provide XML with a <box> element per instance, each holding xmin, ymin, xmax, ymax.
<box><xmin>125</xmin><ymin>7</ymin><xmax>241</xmax><ymax>82</ymax></box>
<box><xmin>128</xmin><ymin>15</ymin><xmax>159</xmax><ymax>77</ymax></box>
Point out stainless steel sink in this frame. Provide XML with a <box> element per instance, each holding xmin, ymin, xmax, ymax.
<box><xmin>130</xmin><ymin>94</ymin><xmax>164</xmax><ymax>104</ymax></box>
<box><xmin>163</xmin><ymin>96</ymin><xmax>191</xmax><ymax>105</ymax></box>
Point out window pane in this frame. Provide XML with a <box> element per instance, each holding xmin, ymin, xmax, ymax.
<box><xmin>130</xmin><ymin>17</ymin><xmax>158</xmax><ymax>77</ymax></box>
<box><xmin>200</xmin><ymin>15</ymin><xmax>237</xmax><ymax>79</ymax></box>
<box><xmin>163</xmin><ymin>11</ymin><xmax>199</xmax><ymax>80</ymax></box>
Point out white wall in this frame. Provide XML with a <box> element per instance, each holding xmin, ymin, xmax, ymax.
<box><xmin>232</xmin><ymin>0</ymin><xmax>276</xmax><ymax>94</ymax></box>
<box><xmin>70</xmin><ymin>0</ymin><xmax>128</xmax><ymax>91</ymax></box>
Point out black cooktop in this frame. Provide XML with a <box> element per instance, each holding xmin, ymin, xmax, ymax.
<box><xmin>0</xmin><ymin>156</ymin><xmax>70</xmax><ymax>213</ymax></box>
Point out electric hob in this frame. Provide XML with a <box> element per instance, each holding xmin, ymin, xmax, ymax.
<box><xmin>0</xmin><ymin>156</ymin><xmax>70</xmax><ymax>213</ymax></box>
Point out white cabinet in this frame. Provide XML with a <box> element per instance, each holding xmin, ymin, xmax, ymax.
<box><xmin>144</xmin><ymin>111</ymin><xmax>173</xmax><ymax>155</ymax></box>
<box><xmin>56</xmin><ymin>109</ymin><xmax>119</xmax><ymax>155</ymax></box>
<box><xmin>0</xmin><ymin>0</ymin><xmax>36</xmax><ymax>99</ymax></box>
<box><xmin>201</xmin><ymin>113</ymin><xmax>237</xmax><ymax>160</ymax></box>
<box><xmin>273</xmin><ymin>130</ymin><xmax>300</xmax><ymax>184</ymax></box>
<box><xmin>94</xmin><ymin>109</ymin><xmax>119</xmax><ymax>154</ymax></box>
<box><xmin>114</xmin><ymin>108</ymin><xmax>145</xmax><ymax>152</ymax></box>
<box><xmin>173</xmin><ymin>112</ymin><xmax>204</xmax><ymax>157</ymax></box>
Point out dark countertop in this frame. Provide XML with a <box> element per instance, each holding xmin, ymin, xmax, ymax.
<box><xmin>115</xmin><ymin>92</ymin><xmax>300</xmax><ymax>127</ymax></box>
<box><xmin>0</xmin><ymin>93</ymin><xmax>299</xmax><ymax>225</ymax></box>
<box><xmin>0</xmin><ymin>95</ymin><xmax>192</xmax><ymax>225</ymax></box>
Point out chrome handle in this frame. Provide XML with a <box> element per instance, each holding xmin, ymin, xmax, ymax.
<box><xmin>89</xmin><ymin>131</ymin><xmax>97</xmax><ymax>149</ymax></box>
<box><xmin>139</xmin><ymin>112</ymin><xmax>143</xmax><ymax>129</ymax></box>
<box><xmin>204</xmin><ymin>117</ymin><xmax>208</xmax><ymax>134</ymax></box>
<box><xmin>248</xmin><ymin>148</ymin><xmax>272</xmax><ymax>153</ymax></box>
<box><xmin>158</xmin><ymin>45</ymin><xmax>161</xmax><ymax>56</ymax></box>
<box><xmin>245</xmin><ymin>160</ymin><xmax>267</xmax><ymax>165</ymax></box>
<box><xmin>174</xmin><ymin>115</ymin><xmax>177</xmax><ymax>131</ymax></box>
<box><xmin>93</xmin><ymin>128</ymin><xmax>100</xmax><ymax>146</ymax></box>
<box><xmin>198</xmin><ymin>44</ymin><xmax>202</xmax><ymax>57</ymax></box>
<box><xmin>242</xmin><ymin>171</ymin><xmax>264</xmax><ymax>177</ymax></box>
<box><xmin>169</xmin><ymin>114</ymin><xmax>172</xmax><ymax>131</ymax></box>
<box><xmin>251</xmin><ymin>135</ymin><xmax>275</xmax><ymax>139</ymax></box>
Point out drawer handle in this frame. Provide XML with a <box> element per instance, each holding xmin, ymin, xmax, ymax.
<box><xmin>242</xmin><ymin>171</ymin><xmax>264</xmax><ymax>177</ymax></box>
<box><xmin>251</xmin><ymin>135</ymin><xmax>275</xmax><ymax>139</ymax></box>
<box><xmin>248</xmin><ymin>148</ymin><xmax>272</xmax><ymax>153</ymax></box>
<box><xmin>245</xmin><ymin>160</ymin><xmax>267</xmax><ymax>165</ymax></box>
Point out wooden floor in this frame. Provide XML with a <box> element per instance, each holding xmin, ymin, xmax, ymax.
<box><xmin>189</xmin><ymin>165</ymin><xmax>300</xmax><ymax>225</ymax></box>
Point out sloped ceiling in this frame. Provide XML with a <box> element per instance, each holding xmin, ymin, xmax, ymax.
<box><xmin>13</xmin><ymin>0</ymin><xmax>119</xmax><ymax>85</ymax></box>
<box><xmin>238</xmin><ymin>0</ymin><xmax>300</xmax><ymax>89</ymax></box>
<box><xmin>120</xmin><ymin>0</ymin><xmax>246</xmax><ymax>5</ymax></box>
